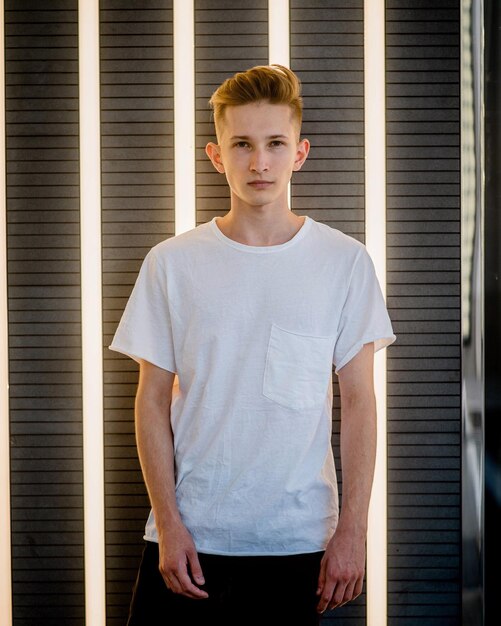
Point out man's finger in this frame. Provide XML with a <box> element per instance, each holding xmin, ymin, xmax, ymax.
<box><xmin>187</xmin><ymin>549</ymin><xmax>206</xmax><ymax>587</ymax></box>
<box><xmin>161</xmin><ymin>570</ymin><xmax>180</xmax><ymax>594</ymax></box>
<box><xmin>335</xmin><ymin>578</ymin><xmax>356</xmax><ymax>608</ymax></box>
<box><xmin>160</xmin><ymin>558</ymin><xmax>209</xmax><ymax>600</ymax></box>
<box><xmin>172</xmin><ymin>568</ymin><xmax>209</xmax><ymax>600</ymax></box>
<box><xmin>328</xmin><ymin>580</ymin><xmax>348</xmax><ymax>610</ymax></box>
<box><xmin>353</xmin><ymin>575</ymin><xmax>364</xmax><ymax>599</ymax></box>
<box><xmin>317</xmin><ymin>579</ymin><xmax>336</xmax><ymax>614</ymax></box>
<box><xmin>316</xmin><ymin>557</ymin><xmax>327</xmax><ymax>596</ymax></box>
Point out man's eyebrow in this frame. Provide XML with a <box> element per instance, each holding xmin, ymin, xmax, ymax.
<box><xmin>229</xmin><ymin>134</ymin><xmax>289</xmax><ymax>141</ymax></box>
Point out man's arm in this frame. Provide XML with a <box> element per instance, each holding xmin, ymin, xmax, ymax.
<box><xmin>316</xmin><ymin>342</ymin><xmax>377</xmax><ymax>613</ymax></box>
<box><xmin>135</xmin><ymin>359</ymin><xmax>208</xmax><ymax>599</ymax></box>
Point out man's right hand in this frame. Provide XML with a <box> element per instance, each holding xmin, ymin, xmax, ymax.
<box><xmin>158</xmin><ymin>521</ymin><xmax>209</xmax><ymax>600</ymax></box>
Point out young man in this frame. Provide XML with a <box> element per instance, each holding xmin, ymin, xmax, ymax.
<box><xmin>110</xmin><ymin>65</ymin><xmax>396</xmax><ymax>625</ymax></box>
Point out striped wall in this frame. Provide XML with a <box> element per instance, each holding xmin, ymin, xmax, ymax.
<box><xmin>1</xmin><ymin>2</ymin><xmax>461</xmax><ymax>625</ymax></box>
<box><xmin>386</xmin><ymin>2</ymin><xmax>461</xmax><ymax>624</ymax></box>
<box><xmin>195</xmin><ymin>0</ymin><xmax>268</xmax><ymax>223</ymax></box>
<box><xmin>100</xmin><ymin>2</ymin><xmax>174</xmax><ymax>621</ymax></box>
<box><xmin>5</xmin><ymin>2</ymin><xmax>85</xmax><ymax>624</ymax></box>
<box><xmin>291</xmin><ymin>3</ymin><xmax>367</xmax><ymax>623</ymax></box>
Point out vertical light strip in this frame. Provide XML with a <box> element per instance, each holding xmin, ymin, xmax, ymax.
<box><xmin>268</xmin><ymin>0</ymin><xmax>290</xmax><ymax>67</ymax></box>
<box><xmin>461</xmin><ymin>0</ymin><xmax>485</xmax><ymax>619</ymax></box>
<box><xmin>268</xmin><ymin>0</ymin><xmax>291</xmax><ymax>206</ymax></box>
<box><xmin>174</xmin><ymin>0</ymin><xmax>196</xmax><ymax>235</ymax></box>
<box><xmin>0</xmin><ymin>0</ymin><xmax>13</xmax><ymax>624</ymax></box>
<box><xmin>364</xmin><ymin>1</ymin><xmax>388</xmax><ymax>625</ymax></box>
<box><xmin>78</xmin><ymin>2</ymin><xmax>106</xmax><ymax>625</ymax></box>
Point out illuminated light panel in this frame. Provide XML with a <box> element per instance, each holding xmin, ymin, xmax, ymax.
<box><xmin>364</xmin><ymin>1</ymin><xmax>388</xmax><ymax>625</ymax></box>
<box><xmin>174</xmin><ymin>0</ymin><xmax>196</xmax><ymax>234</ymax></box>
<box><xmin>0</xmin><ymin>1</ymin><xmax>12</xmax><ymax>624</ymax></box>
<box><xmin>268</xmin><ymin>0</ymin><xmax>291</xmax><ymax>206</ymax></box>
<box><xmin>268</xmin><ymin>0</ymin><xmax>290</xmax><ymax>67</ymax></box>
<box><xmin>78</xmin><ymin>1</ymin><xmax>106</xmax><ymax>625</ymax></box>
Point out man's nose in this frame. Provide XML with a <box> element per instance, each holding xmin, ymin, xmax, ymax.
<box><xmin>250</xmin><ymin>149</ymin><xmax>269</xmax><ymax>173</ymax></box>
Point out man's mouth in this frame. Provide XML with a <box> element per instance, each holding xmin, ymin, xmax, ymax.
<box><xmin>248</xmin><ymin>180</ymin><xmax>273</xmax><ymax>189</ymax></box>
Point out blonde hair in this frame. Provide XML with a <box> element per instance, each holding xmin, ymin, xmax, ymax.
<box><xmin>209</xmin><ymin>64</ymin><xmax>303</xmax><ymax>138</ymax></box>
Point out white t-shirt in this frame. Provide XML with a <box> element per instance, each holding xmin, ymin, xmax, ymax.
<box><xmin>110</xmin><ymin>215</ymin><xmax>396</xmax><ymax>556</ymax></box>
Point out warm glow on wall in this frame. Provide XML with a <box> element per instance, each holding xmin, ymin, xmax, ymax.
<box><xmin>268</xmin><ymin>0</ymin><xmax>290</xmax><ymax>67</ymax></box>
<box><xmin>78</xmin><ymin>1</ymin><xmax>106</xmax><ymax>625</ymax></box>
<box><xmin>364</xmin><ymin>1</ymin><xmax>388</xmax><ymax>625</ymax></box>
<box><xmin>174</xmin><ymin>0</ymin><xmax>196</xmax><ymax>234</ymax></box>
<box><xmin>268</xmin><ymin>0</ymin><xmax>291</xmax><ymax>206</ymax></box>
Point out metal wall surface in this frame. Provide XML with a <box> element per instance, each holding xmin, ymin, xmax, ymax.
<box><xmin>386</xmin><ymin>1</ymin><xmax>461</xmax><ymax>625</ymax></box>
<box><xmin>3</xmin><ymin>2</ymin><xmax>462</xmax><ymax>624</ymax></box>
<box><xmin>5</xmin><ymin>1</ymin><xmax>85</xmax><ymax>624</ymax></box>
<box><xmin>194</xmin><ymin>0</ymin><xmax>268</xmax><ymax>224</ymax></box>
<box><xmin>291</xmin><ymin>2</ymin><xmax>366</xmax><ymax>623</ymax></box>
<box><xmin>290</xmin><ymin>0</ymin><xmax>365</xmax><ymax>238</ymax></box>
<box><xmin>100</xmin><ymin>1</ymin><xmax>174</xmax><ymax>623</ymax></box>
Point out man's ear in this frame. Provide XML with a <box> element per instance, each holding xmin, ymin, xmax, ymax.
<box><xmin>205</xmin><ymin>142</ymin><xmax>225</xmax><ymax>174</ymax></box>
<box><xmin>292</xmin><ymin>138</ymin><xmax>310</xmax><ymax>172</ymax></box>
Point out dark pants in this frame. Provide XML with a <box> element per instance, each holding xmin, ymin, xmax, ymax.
<box><xmin>127</xmin><ymin>541</ymin><xmax>324</xmax><ymax>625</ymax></box>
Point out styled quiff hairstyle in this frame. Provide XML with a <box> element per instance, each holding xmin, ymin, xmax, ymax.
<box><xmin>209</xmin><ymin>64</ymin><xmax>303</xmax><ymax>139</ymax></box>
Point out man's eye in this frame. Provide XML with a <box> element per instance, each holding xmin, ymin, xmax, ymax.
<box><xmin>270</xmin><ymin>141</ymin><xmax>284</xmax><ymax>147</ymax></box>
<box><xmin>235</xmin><ymin>142</ymin><xmax>249</xmax><ymax>148</ymax></box>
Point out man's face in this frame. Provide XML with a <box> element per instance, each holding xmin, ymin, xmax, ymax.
<box><xmin>206</xmin><ymin>101</ymin><xmax>309</xmax><ymax>212</ymax></box>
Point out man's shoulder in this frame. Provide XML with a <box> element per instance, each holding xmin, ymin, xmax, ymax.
<box><xmin>308</xmin><ymin>217</ymin><xmax>365</xmax><ymax>256</ymax></box>
<box><xmin>150</xmin><ymin>220</ymin><xmax>214</xmax><ymax>259</ymax></box>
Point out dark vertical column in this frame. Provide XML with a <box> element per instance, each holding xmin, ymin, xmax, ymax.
<box><xmin>5</xmin><ymin>1</ymin><xmax>84</xmax><ymax>624</ymax></box>
<box><xmin>290</xmin><ymin>3</ymin><xmax>365</xmax><ymax>624</ymax></box>
<box><xmin>100</xmin><ymin>2</ymin><xmax>174</xmax><ymax>624</ymax></box>
<box><xmin>290</xmin><ymin>1</ymin><xmax>365</xmax><ymax>241</ymax></box>
<box><xmin>195</xmin><ymin>0</ymin><xmax>268</xmax><ymax>225</ymax></box>
<box><xmin>386</xmin><ymin>2</ymin><xmax>461</xmax><ymax>624</ymax></box>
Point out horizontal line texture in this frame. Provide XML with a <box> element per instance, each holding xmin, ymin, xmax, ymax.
<box><xmin>100</xmin><ymin>1</ymin><xmax>174</xmax><ymax>623</ymax></box>
<box><xmin>5</xmin><ymin>1</ymin><xmax>461</xmax><ymax>624</ymax></box>
<box><xmin>385</xmin><ymin>1</ymin><xmax>461</xmax><ymax>624</ymax></box>
<box><xmin>5</xmin><ymin>1</ymin><xmax>85</xmax><ymax>624</ymax></box>
<box><xmin>291</xmin><ymin>2</ymin><xmax>366</xmax><ymax>625</ymax></box>
<box><xmin>194</xmin><ymin>0</ymin><xmax>268</xmax><ymax>223</ymax></box>
<box><xmin>291</xmin><ymin>0</ymin><xmax>365</xmax><ymax>242</ymax></box>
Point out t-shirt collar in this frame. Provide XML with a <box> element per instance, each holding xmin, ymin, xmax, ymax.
<box><xmin>210</xmin><ymin>215</ymin><xmax>311</xmax><ymax>254</ymax></box>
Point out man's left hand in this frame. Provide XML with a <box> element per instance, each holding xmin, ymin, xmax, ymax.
<box><xmin>316</xmin><ymin>526</ymin><xmax>366</xmax><ymax>614</ymax></box>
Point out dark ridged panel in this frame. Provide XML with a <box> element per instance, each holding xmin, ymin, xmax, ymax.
<box><xmin>5</xmin><ymin>1</ymin><xmax>84</xmax><ymax>624</ymax></box>
<box><xmin>291</xmin><ymin>0</ymin><xmax>365</xmax><ymax>240</ymax></box>
<box><xmin>386</xmin><ymin>2</ymin><xmax>461</xmax><ymax>624</ymax></box>
<box><xmin>195</xmin><ymin>0</ymin><xmax>268</xmax><ymax>224</ymax></box>
<box><xmin>4</xmin><ymin>3</ymin><xmax>464</xmax><ymax>624</ymax></box>
<box><xmin>100</xmin><ymin>2</ymin><xmax>174</xmax><ymax>623</ymax></box>
<box><xmin>291</xmin><ymin>3</ymin><xmax>365</xmax><ymax>624</ymax></box>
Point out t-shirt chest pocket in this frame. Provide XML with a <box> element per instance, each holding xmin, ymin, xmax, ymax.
<box><xmin>263</xmin><ymin>323</ymin><xmax>335</xmax><ymax>411</ymax></box>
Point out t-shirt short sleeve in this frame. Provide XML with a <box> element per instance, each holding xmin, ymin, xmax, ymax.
<box><xmin>333</xmin><ymin>246</ymin><xmax>396</xmax><ymax>374</ymax></box>
<box><xmin>109</xmin><ymin>248</ymin><xmax>177</xmax><ymax>373</ymax></box>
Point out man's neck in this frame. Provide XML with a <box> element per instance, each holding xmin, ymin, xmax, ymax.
<box><xmin>215</xmin><ymin>208</ymin><xmax>305</xmax><ymax>247</ymax></box>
